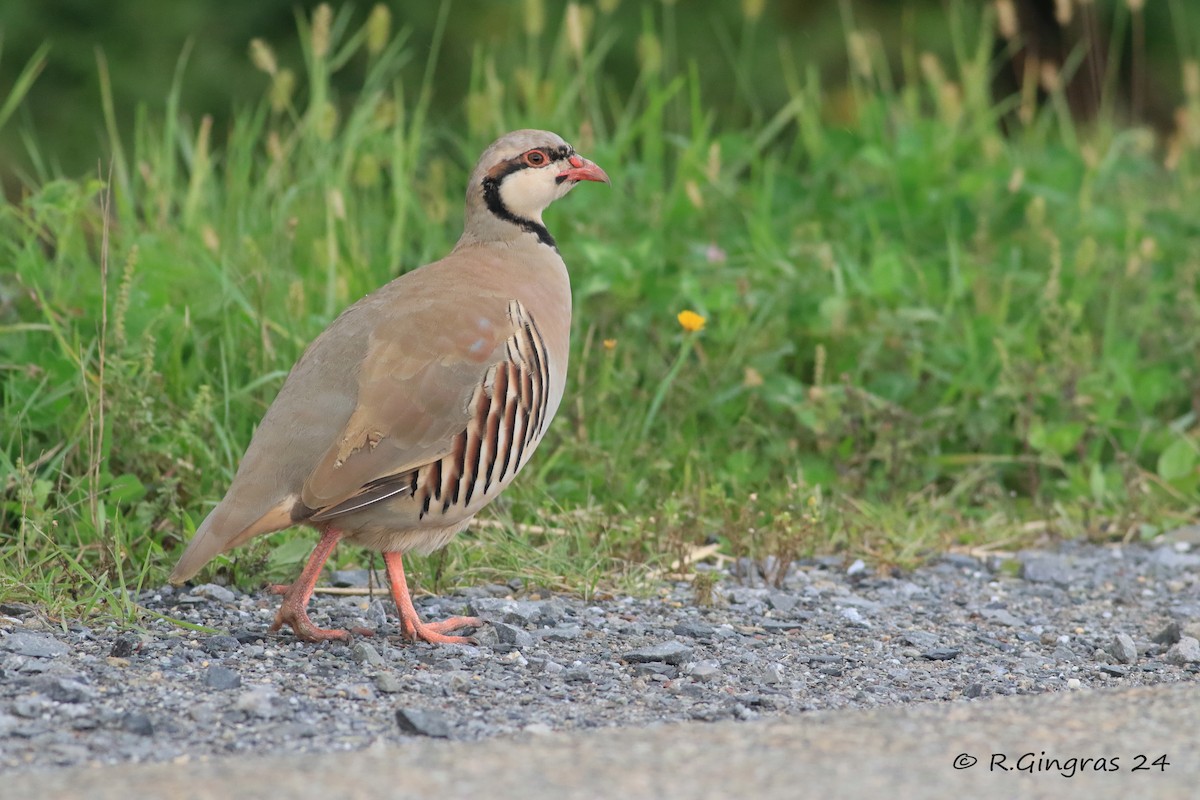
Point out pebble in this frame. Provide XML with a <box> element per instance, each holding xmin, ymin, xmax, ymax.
<box><xmin>1109</xmin><ymin>634</ymin><xmax>1138</xmax><ymax>664</ymax></box>
<box><xmin>631</xmin><ymin>663</ymin><xmax>677</xmax><ymax>679</ymax></box>
<box><xmin>351</xmin><ymin>642</ymin><xmax>387</xmax><ymax>668</ymax></box>
<box><xmin>234</xmin><ymin>686</ymin><xmax>280</xmax><ymax>718</ymax></box>
<box><xmin>623</xmin><ymin>642</ymin><xmax>693</xmax><ymax>665</ymax></box>
<box><xmin>1165</xmin><ymin>637</ymin><xmax>1200</xmax><ymax>665</ymax></box>
<box><xmin>375</xmin><ymin>673</ymin><xmax>404</xmax><ymax>694</ymax></box>
<box><xmin>537</xmin><ymin>626</ymin><xmax>582</xmax><ymax>642</ymax></box>
<box><xmin>109</xmin><ymin>636</ymin><xmax>139</xmax><ymax>658</ymax></box>
<box><xmin>838</xmin><ymin>608</ymin><xmax>871</xmax><ymax>628</ymax></box>
<box><xmin>981</xmin><ymin>608</ymin><xmax>1022</xmax><ymax>627</ymax></box>
<box><xmin>203</xmin><ymin>665</ymin><xmax>243</xmax><ymax>690</ymax></box>
<box><xmin>766</xmin><ymin>593</ymin><xmax>799</xmax><ymax>614</ymax></box>
<box><xmin>492</xmin><ymin>622</ymin><xmax>534</xmax><ymax>649</ymax></box>
<box><xmin>673</xmin><ymin>622</ymin><xmax>715</xmax><ymax>639</ymax></box>
<box><xmin>2</xmin><ymin>632</ymin><xmax>70</xmax><ymax>659</ymax></box>
<box><xmin>1153</xmin><ymin>621</ymin><xmax>1182</xmax><ymax>645</ymax></box>
<box><xmin>34</xmin><ymin>676</ymin><xmax>95</xmax><ymax>703</ymax></box>
<box><xmin>2</xmin><ymin>540</ymin><xmax>1199</xmax><ymax>773</ymax></box>
<box><xmin>688</xmin><ymin>660</ymin><xmax>722</xmax><ymax>682</ymax></box>
<box><xmin>192</xmin><ymin>584</ymin><xmax>237</xmax><ymax>604</ymax></box>
<box><xmin>761</xmin><ymin>663</ymin><xmax>785</xmax><ymax>685</ymax></box>
<box><xmin>901</xmin><ymin>632</ymin><xmax>939</xmax><ymax>650</ymax></box>
<box><xmin>921</xmin><ymin>648</ymin><xmax>962</xmax><ymax>661</ymax></box>
<box><xmin>1018</xmin><ymin>553</ymin><xmax>1072</xmax><ymax>586</ymax></box>
<box><xmin>395</xmin><ymin>708</ymin><xmax>452</xmax><ymax>738</ymax></box>
<box><xmin>122</xmin><ymin>713</ymin><xmax>154</xmax><ymax>736</ymax></box>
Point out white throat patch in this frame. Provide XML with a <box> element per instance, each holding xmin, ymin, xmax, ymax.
<box><xmin>498</xmin><ymin>167</ymin><xmax>576</xmax><ymax>225</ymax></box>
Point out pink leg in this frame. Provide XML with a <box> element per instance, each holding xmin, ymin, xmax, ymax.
<box><xmin>383</xmin><ymin>552</ymin><xmax>482</xmax><ymax>644</ymax></box>
<box><xmin>269</xmin><ymin>527</ymin><xmax>353</xmax><ymax>642</ymax></box>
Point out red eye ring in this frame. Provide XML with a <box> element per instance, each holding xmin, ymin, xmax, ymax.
<box><xmin>523</xmin><ymin>150</ymin><xmax>548</xmax><ymax>167</ymax></box>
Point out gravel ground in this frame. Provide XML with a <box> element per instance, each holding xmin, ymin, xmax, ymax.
<box><xmin>4</xmin><ymin>538</ymin><xmax>1200</xmax><ymax>772</ymax></box>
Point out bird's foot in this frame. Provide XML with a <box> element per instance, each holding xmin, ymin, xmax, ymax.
<box><xmin>270</xmin><ymin>602</ymin><xmax>353</xmax><ymax>643</ymax></box>
<box><xmin>401</xmin><ymin>615</ymin><xmax>484</xmax><ymax>645</ymax></box>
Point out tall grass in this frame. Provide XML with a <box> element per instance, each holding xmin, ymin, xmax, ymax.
<box><xmin>2</xmin><ymin>1</ymin><xmax>1199</xmax><ymax>619</ymax></box>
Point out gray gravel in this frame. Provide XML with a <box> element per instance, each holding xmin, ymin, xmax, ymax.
<box><xmin>3</xmin><ymin>539</ymin><xmax>1200</xmax><ymax>772</ymax></box>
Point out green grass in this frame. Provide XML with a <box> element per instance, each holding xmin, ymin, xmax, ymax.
<box><xmin>2</xmin><ymin>1</ymin><xmax>1200</xmax><ymax>621</ymax></box>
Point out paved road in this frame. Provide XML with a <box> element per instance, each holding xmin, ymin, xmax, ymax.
<box><xmin>11</xmin><ymin>682</ymin><xmax>1197</xmax><ymax>799</ymax></box>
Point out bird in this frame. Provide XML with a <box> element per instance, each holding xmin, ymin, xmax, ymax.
<box><xmin>169</xmin><ymin>129</ymin><xmax>609</xmax><ymax>645</ymax></box>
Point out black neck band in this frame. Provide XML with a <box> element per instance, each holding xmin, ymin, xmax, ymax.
<box><xmin>482</xmin><ymin>173</ymin><xmax>557</xmax><ymax>250</ymax></box>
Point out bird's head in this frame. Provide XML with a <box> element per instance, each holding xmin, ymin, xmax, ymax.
<box><xmin>462</xmin><ymin>129</ymin><xmax>609</xmax><ymax>249</ymax></box>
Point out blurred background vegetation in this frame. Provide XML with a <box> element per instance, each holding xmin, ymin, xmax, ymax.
<box><xmin>0</xmin><ymin>0</ymin><xmax>1191</xmax><ymax>180</ymax></box>
<box><xmin>2</xmin><ymin>0</ymin><xmax>1199</xmax><ymax>614</ymax></box>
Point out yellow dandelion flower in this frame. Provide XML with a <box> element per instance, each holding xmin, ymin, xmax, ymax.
<box><xmin>603</xmin><ymin>338</ymin><xmax>618</xmax><ymax>351</ymax></box>
<box><xmin>677</xmin><ymin>310</ymin><xmax>706</xmax><ymax>333</ymax></box>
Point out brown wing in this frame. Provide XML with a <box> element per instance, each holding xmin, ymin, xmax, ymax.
<box><xmin>298</xmin><ymin>295</ymin><xmax>516</xmax><ymax>514</ymax></box>
<box><xmin>309</xmin><ymin>300</ymin><xmax>553</xmax><ymax>522</ymax></box>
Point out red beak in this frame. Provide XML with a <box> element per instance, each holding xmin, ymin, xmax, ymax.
<box><xmin>557</xmin><ymin>155</ymin><xmax>610</xmax><ymax>185</ymax></box>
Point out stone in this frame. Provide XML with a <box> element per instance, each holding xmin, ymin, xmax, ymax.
<box><xmin>835</xmin><ymin>594</ymin><xmax>882</xmax><ymax>611</ymax></box>
<box><xmin>108</xmin><ymin>636</ymin><xmax>139</xmax><ymax>659</ymax></box>
<box><xmin>121</xmin><ymin>713</ymin><xmax>154</xmax><ymax>737</ymax></box>
<box><xmin>467</xmin><ymin>598</ymin><xmax>542</xmax><ymax>626</ymax></box>
<box><xmin>1153</xmin><ymin>621</ymin><xmax>1182</xmax><ymax>645</ymax></box>
<box><xmin>234</xmin><ymin>686</ymin><xmax>280</xmax><ymax>718</ymax></box>
<box><xmin>492</xmin><ymin>622</ymin><xmax>534</xmax><ymax>649</ymax></box>
<box><xmin>622</xmin><ymin>641</ymin><xmax>693</xmax><ymax>666</ymax></box>
<box><xmin>2</xmin><ymin>632</ymin><xmax>69</xmax><ymax>659</ymax></box>
<box><xmin>921</xmin><ymin>647</ymin><xmax>962</xmax><ymax>661</ymax></box>
<box><xmin>375</xmin><ymin>673</ymin><xmax>404</xmax><ymax>694</ymax></box>
<box><xmin>762</xmin><ymin>621</ymin><xmax>806</xmax><ymax>633</ymax></box>
<box><xmin>1149</xmin><ymin>546</ymin><xmax>1200</xmax><ymax>570</ymax></box>
<box><xmin>331</xmin><ymin>570</ymin><xmax>371</xmax><ymax>587</ymax></box>
<box><xmin>964</xmin><ymin>683</ymin><xmax>984</xmax><ymax>698</ymax></box>
<box><xmin>192</xmin><ymin>583</ymin><xmax>237</xmax><ymax>603</ymax></box>
<box><xmin>537</xmin><ymin>626</ymin><xmax>581</xmax><ymax>642</ymax></box>
<box><xmin>1165</xmin><ymin>637</ymin><xmax>1200</xmax><ymax>665</ymax></box>
<box><xmin>838</xmin><ymin>607</ymin><xmax>871</xmax><ymax>627</ymax></box>
<box><xmin>981</xmin><ymin>608</ymin><xmax>1022</xmax><ymax>627</ymax></box>
<box><xmin>901</xmin><ymin>631</ymin><xmax>939</xmax><ymax>650</ymax></box>
<box><xmin>562</xmin><ymin>667</ymin><xmax>594</xmax><ymax>683</ymax></box>
<box><xmin>203</xmin><ymin>666</ymin><xmax>243</xmax><ymax>690</ymax></box>
<box><xmin>395</xmin><ymin>708</ymin><xmax>452</xmax><ymax>738</ymax></box>
<box><xmin>761</xmin><ymin>663</ymin><xmax>785</xmax><ymax>685</ymax></box>
<box><xmin>1109</xmin><ymin>633</ymin><xmax>1138</xmax><ymax>664</ymax></box>
<box><xmin>202</xmin><ymin>635</ymin><xmax>241</xmax><ymax>654</ymax></box>
<box><xmin>673</xmin><ymin>622</ymin><xmax>715</xmax><ymax>639</ymax></box>
<box><xmin>537</xmin><ymin>600</ymin><xmax>568</xmax><ymax>626</ymax></box>
<box><xmin>1018</xmin><ymin>553</ymin><xmax>1072</xmax><ymax>586</ymax></box>
<box><xmin>37</xmin><ymin>676</ymin><xmax>95</xmax><ymax>703</ymax></box>
<box><xmin>351</xmin><ymin>642</ymin><xmax>387</xmax><ymax>668</ymax></box>
<box><xmin>766</xmin><ymin>593</ymin><xmax>799</xmax><ymax>614</ymax></box>
<box><xmin>631</xmin><ymin>663</ymin><xmax>677</xmax><ymax>679</ymax></box>
<box><xmin>688</xmin><ymin>660</ymin><xmax>722</xmax><ymax>682</ymax></box>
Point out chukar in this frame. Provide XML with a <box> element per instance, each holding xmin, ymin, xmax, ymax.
<box><xmin>169</xmin><ymin>129</ymin><xmax>609</xmax><ymax>644</ymax></box>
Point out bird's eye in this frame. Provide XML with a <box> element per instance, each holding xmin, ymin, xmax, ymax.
<box><xmin>523</xmin><ymin>150</ymin><xmax>548</xmax><ymax>167</ymax></box>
